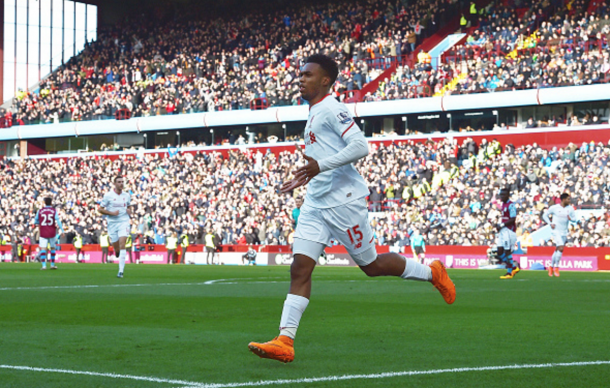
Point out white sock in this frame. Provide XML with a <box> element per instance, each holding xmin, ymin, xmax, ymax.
<box><xmin>401</xmin><ymin>258</ymin><xmax>433</xmax><ymax>281</ymax></box>
<box><xmin>552</xmin><ymin>250</ymin><xmax>562</xmax><ymax>267</ymax></box>
<box><xmin>279</xmin><ymin>294</ymin><xmax>309</xmax><ymax>339</ymax></box>
<box><xmin>119</xmin><ymin>250</ymin><xmax>126</xmax><ymax>273</ymax></box>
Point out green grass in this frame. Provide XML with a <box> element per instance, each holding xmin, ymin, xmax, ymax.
<box><xmin>0</xmin><ymin>263</ymin><xmax>609</xmax><ymax>388</ymax></box>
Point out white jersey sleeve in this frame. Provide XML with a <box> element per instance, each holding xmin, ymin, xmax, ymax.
<box><xmin>317</xmin><ymin>131</ymin><xmax>368</xmax><ymax>172</ymax></box>
<box><xmin>100</xmin><ymin>193</ymin><xmax>111</xmax><ymax>210</ymax></box>
<box><xmin>543</xmin><ymin>206</ymin><xmax>554</xmax><ymax>225</ymax></box>
<box><xmin>302</xmin><ymin>95</ymin><xmax>370</xmax><ymax>209</ymax></box>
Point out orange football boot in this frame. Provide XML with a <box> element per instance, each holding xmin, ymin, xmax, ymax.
<box><xmin>554</xmin><ymin>267</ymin><xmax>560</xmax><ymax>277</ymax></box>
<box><xmin>248</xmin><ymin>335</ymin><xmax>294</xmax><ymax>363</ymax></box>
<box><xmin>512</xmin><ymin>264</ymin><xmax>520</xmax><ymax>277</ymax></box>
<box><xmin>430</xmin><ymin>260</ymin><xmax>456</xmax><ymax>304</ymax></box>
<box><xmin>548</xmin><ymin>266</ymin><xmax>554</xmax><ymax>277</ymax></box>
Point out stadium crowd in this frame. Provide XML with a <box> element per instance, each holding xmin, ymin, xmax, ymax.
<box><xmin>366</xmin><ymin>0</ymin><xmax>610</xmax><ymax>100</ymax></box>
<box><xmin>11</xmin><ymin>0</ymin><xmax>610</xmax><ymax>126</ymax></box>
<box><xmin>8</xmin><ymin>0</ymin><xmax>458</xmax><ymax>126</ymax></box>
<box><xmin>1</xmin><ymin>135</ymin><xmax>609</xmax><ymax>251</ymax></box>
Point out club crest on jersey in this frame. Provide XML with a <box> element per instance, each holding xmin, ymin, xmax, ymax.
<box><xmin>337</xmin><ymin>111</ymin><xmax>352</xmax><ymax>125</ymax></box>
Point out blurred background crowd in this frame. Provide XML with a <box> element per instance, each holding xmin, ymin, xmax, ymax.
<box><xmin>1</xmin><ymin>136</ymin><xmax>609</xmax><ymax>249</ymax></box>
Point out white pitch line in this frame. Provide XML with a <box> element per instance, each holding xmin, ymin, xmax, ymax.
<box><xmin>0</xmin><ymin>278</ymin><xmax>360</xmax><ymax>292</ymax></box>
<box><xmin>2</xmin><ymin>360</ymin><xmax>608</xmax><ymax>387</ymax></box>
<box><xmin>0</xmin><ymin>364</ymin><xmax>202</xmax><ymax>386</ymax></box>
<box><xmin>0</xmin><ymin>278</ymin><xmax>284</xmax><ymax>291</ymax></box>
<box><xmin>178</xmin><ymin>360</ymin><xmax>610</xmax><ymax>388</ymax></box>
<box><xmin>0</xmin><ymin>281</ymin><xmax>220</xmax><ymax>291</ymax></box>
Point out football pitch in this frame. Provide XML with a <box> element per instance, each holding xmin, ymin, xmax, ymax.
<box><xmin>1</xmin><ymin>263</ymin><xmax>609</xmax><ymax>388</ymax></box>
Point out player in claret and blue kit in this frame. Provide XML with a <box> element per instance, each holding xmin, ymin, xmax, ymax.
<box><xmin>247</xmin><ymin>54</ymin><xmax>456</xmax><ymax>363</ymax></box>
<box><xmin>34</xmin><ymin>197</ymin><xmax>65</xmax><ymax>270</ymax></box>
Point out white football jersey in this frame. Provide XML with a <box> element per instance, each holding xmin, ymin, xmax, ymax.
<box><xmin>545</xmin><ymin>204</ymin><xmax>576</xmax><ymax>236</ymax></box>
<box><xmin>100</xmin><ymin>190</ymin><xmax>131</xmax><ymax>224</ymax></box>
<box><xmin>302</xmin><ymin>94</ymin><xmax>369</xmax><ymax>209</ymax></box>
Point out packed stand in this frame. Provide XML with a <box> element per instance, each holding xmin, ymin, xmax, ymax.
<box><xmin>1</xmin><ymin>134</ymin><xmax>610</xmax><ymax>250</ymax></box>
<box><xmin>9</xmin><ymin>0</ymin><xmax>459</xmax><ymax>126</ymax></box>
<box><xmin>368</xmin><ymin>0</ymin><xmax>610</xmax><ymax>100</ymax></box>
<box><xmin>445</xmin><ymin>0</ymin><xmax>610</xmax><ymax>94</ymax></box>
<box><xmin>361</xmin><ymin>137</ymin><xmax>610</xmax><ymax>248</ymax></box>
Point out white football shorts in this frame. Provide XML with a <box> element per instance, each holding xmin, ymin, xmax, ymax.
<box><xmin>293</xmin><ymin>198</ymin><xmax>377</xmax><ymax>266</ymax></box>
<box><xmin>496</xmin><ymin>227</ymin><xmax>517</xmax><ymax>251</ymax></box>
<box><xmin>39</xmin><ymin>236</ymin><xmax>58</xmax><ymax>250</ymax></box>
<box><xmin>551</xmin><ymin>232</ymin><xmax>567</xmax><ymax>247</ymax></box>
<box><xmin>108</xmin><ymin>221</ymin><xmax>130</xmax><ymax>243</ymax></box>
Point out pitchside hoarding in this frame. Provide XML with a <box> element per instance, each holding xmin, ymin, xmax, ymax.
<box><xmin>268</xmin><ymin>252</ymin><xmax>598</xmax><ymax>272</ymax></box>
<box><xmin>421</xmin><ymin>253</ymin><xmax>597</xmax><ymax>271</ymax></box>
<box><xmin>269</xmin><ymin>253</ymin><xmax>357</xmax><ymax>267</ymax></box>
<box><xmin>184</xmin><ymin>252</ymin><xmax>268</xmax><ymax>266</ymax></box>
<box><xmin>3</xmin><ymin>245</ymin><xmax>604</xmax><ymax>271</ymax></box>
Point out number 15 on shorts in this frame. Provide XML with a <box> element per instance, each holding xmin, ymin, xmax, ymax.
<box><xmin>347</xmin><ymin>226</ymin><xmax>363</xmax><ymax>249</ymax></box>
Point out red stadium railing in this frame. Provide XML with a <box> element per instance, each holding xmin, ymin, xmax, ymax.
<box><xmin>115</xmin><ymin>109</ymin><xmax>132</xmax><ymax>120</ymax></box>
<box><xmin>0</xmin><ymin>116</ymin><xmax>13</xmax><ymax>128</ymax></box>
<box><xmin>250</xmin><ymin>98</ymin><xmax>270</xmax><ymax>110</ymax></box>
<box><xmin>363</xmin><ymin>54</ymin><xmax>417</xmax><ymax>71</ymax></box>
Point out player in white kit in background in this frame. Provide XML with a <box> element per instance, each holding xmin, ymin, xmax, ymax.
<box><xmin>98</xmin><ymin>176</ymin><xmax>132</xmax><ymax>278</ymax></box>
<box><xmin>543</xmin><ymin>193</ymin><xmax>576</xmax><ymax>277</ymax></box>
<box><xmin>248</xmin><ymin>54</ymin><xmax>456</xmax><ymax>363</ymax></box>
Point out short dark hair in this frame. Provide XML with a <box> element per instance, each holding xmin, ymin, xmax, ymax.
<box><xmin>44</xmin><ymin>197</ymin><xmax>52</xmax><ymax>206</ymax></box>
<box><xmin>306</xmin><ymin>54</ymin><xmax>339</xmax><ymax>85</ymax></box>
<box><xmin>560</xmin><ymin>193</ymin><xmax>570</xmax><ymax>201</ymax></box>
<box><xmin>114</xmin><ymin>176</ymin><xmax>123</xmax><ymax>182</ymax></box>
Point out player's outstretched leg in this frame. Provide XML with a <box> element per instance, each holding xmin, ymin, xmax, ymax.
<box><xmin>360</xmin><ymin>253</ymin><xmax>456</xmax><ymax>304</ymax></box>
<box><xmin>248</xmin><ymin>254</ymin><xmax>315</xmax><ymax>363</ymax></box>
